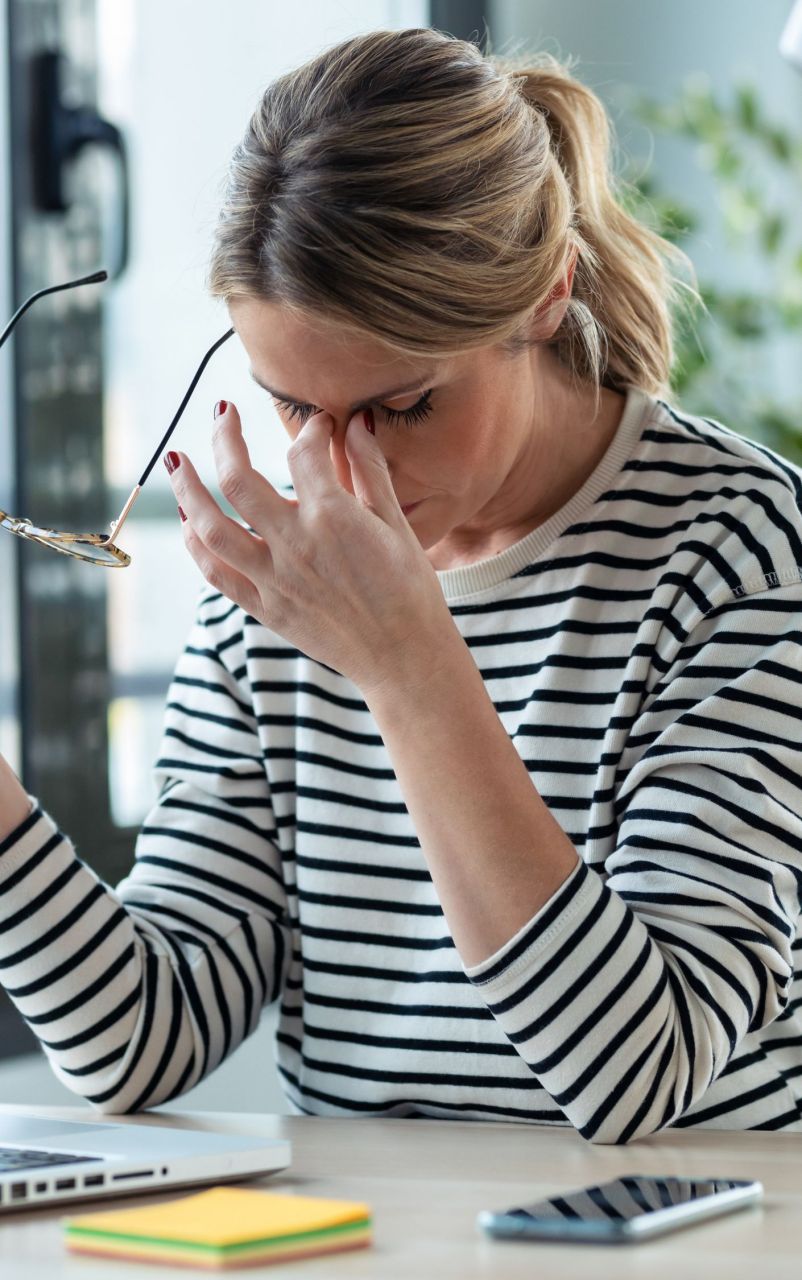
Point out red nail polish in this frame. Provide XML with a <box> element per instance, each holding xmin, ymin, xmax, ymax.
<box><xmin>214</xmin><ymin>399</ymin><xmax>228</xmax><ymax>419</ymax></box>
<box><xmin>364</xmin><ymin>407</ymin><xmax>375</xmax><ymax>434</ymax></box>
<box><xmin>178</xmin><ymin>505</ymin><xmax>187</xmax><ymax>522</ymax></box>
<box><xmin>164</xmin><ymin>451</ymin><xmax>180</xmax><ymax>474</ymax></box>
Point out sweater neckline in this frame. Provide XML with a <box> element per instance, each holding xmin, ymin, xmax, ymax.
<box><xmin>434</xmin><ymin>386</ymin><xmax>653</xmax><ymax>602</ymax></box>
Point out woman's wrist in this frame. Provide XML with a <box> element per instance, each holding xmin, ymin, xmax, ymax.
<box><xmin>0</xmin><ymin>755</ymin><xmax>35</xmax><ymax>845</ymax></box>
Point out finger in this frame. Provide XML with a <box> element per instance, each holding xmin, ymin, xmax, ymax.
<box><xmin>344</xmin><ymin>410</ymin><xmax>407</xmax><ymax>530</ymax></box>
<box><xmin>285</xmin><ymin>412</ymin><xmax>342</xmax><ymax>505</ymax></box>
<box><xmin>212</xmin><ymin>400</ymin><xmax>292</xmax><ymax>530</ymax></box>
<box><xmin>166</xmin><ymin>449</ymin><xmax>270</xmax><ymax>581</ymax></box>
<box><xmin>182</xmin><ymin>520</ymin><xmax>263</xmax><ymax>617</ymax></box>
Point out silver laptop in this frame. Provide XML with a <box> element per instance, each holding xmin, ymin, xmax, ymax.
<box><xmin>0</xmin><ymin>1112</ymin><xmax>291</xmax><ymax>1211</ymax></box>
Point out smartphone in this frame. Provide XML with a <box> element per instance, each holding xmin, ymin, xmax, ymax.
<box><xmin>478</xmin><ymin>1174</ymin><xmax>763</xmax><ymax>1243</ymax></box>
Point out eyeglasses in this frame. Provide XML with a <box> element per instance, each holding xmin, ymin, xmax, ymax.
<box><xmin>0</xmin><ymin>271</ymin><xmax>234</xmax><ymax>567</ymax></box>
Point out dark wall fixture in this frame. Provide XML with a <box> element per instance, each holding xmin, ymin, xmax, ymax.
<box><xmin>429</xmin><ymin>0</ymin><xmax>490</xmax><ymax>46</ymax></box>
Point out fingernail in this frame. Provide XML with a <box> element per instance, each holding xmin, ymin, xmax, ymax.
<box><xmin>214</xmin><ymin>399</ymin><xmax>228</xmax><ymax>419</ymax></box>
<box><xmin>363</xmin><ymin>407</ymin><xmax>375</xmax><ymax>434</ymax></box>
<box><xmin>178</xmin><ymin>505</ymin><xmax>187</xmax><ymax>523</ymax></box>
<box><xmin>164</xmin><ymin>451</ymin><xmax>180</xmax><ymax>475</ymax></box>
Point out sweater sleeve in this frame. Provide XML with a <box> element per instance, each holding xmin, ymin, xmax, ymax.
<box><xmin>0</xmin><ymin>588</ymin><xmax>290</xmax><ymax>1114</ymax></box>
<box><xmin>464</xmin><ymin>581</ymin><xmax>802</xmax><ymax>1143</ymax></box>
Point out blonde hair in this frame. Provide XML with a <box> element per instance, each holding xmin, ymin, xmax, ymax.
<box><xmin>208</xmin><ymin>27</ymin><xmax>696</xmax><ymax>399</ymax></box>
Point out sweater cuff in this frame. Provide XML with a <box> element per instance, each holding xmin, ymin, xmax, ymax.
<box><xmin>464</xmin><ymin>858</ymin><xmax>593</xmax><ymax>988</ymax></box>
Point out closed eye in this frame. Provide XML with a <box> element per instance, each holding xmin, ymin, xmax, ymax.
<box><xmin>271</xmin><ymin>388</ymin><xmax>434</xmax><ymax>429</ymax></box>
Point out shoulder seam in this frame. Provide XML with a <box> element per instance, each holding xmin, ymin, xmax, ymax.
<box><xmin>700</xmin><ymin>563</ymin><xmax>802</xmax><ymax>614</ymax></box>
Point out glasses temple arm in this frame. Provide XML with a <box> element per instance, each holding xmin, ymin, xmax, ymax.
<box><xmin>109</xmin><ymin>325</ymin><xmax>236</xmax><ymax>540</ymax></box>
<box><xmin>0</xmin><ymin>270</ymin><xmax>107</xmax><ymax>349</ymax></box>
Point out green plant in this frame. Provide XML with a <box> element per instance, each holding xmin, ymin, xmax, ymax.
<box><xmin>618</xmin><ymin>77</ymin><xmax>802</xmax><ymax>461</ymax></box>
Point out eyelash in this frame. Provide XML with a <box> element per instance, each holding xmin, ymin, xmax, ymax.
<box><xmin>272</xmin><ymin>388</ymin><xmax>434</xmax><ymax>429</ymax></box>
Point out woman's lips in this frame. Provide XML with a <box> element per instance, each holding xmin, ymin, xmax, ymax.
<box><xmin>401</xmin><ymin>500</ymin><xmax>423</xmax><ymax>515</ymax></box>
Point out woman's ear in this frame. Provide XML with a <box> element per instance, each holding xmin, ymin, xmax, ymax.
<box><xmin>530</xmin><ymin>242</ymin><xmax>580</xmax><ymax>342</ymax></box>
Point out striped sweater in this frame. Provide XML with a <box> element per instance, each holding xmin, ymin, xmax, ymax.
<box><xmin>2</xmin><ymin>385</ymin><xmax>802</xmax><ymax>1143</ymax></box>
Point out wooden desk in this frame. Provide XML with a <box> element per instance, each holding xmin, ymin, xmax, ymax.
<box><xmin>0</xmin><ymin>1104</ymin><xmax>801</xmax><ymax>1277</ymax></box>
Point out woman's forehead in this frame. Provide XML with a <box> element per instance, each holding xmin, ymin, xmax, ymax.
<box><xmin>230</xmin><ymin>296</ymin><xmax>444</xmax><ymax>401</ymax></box>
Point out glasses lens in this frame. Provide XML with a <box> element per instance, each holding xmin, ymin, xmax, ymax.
<box><xmin>2</xmin><ymin>514</ymin><xmax>128</xmax><ymax>566</ymax></box>
<box><xmin>27</xmin><ymin>533</ymin><xmax>128</xmax><ymax>567</ymax></box>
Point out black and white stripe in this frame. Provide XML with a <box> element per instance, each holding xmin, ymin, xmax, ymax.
<box><xmin>2</xmin><ymin>386</ymin><xmax>802</xmax><ymax>1142</ymax></box>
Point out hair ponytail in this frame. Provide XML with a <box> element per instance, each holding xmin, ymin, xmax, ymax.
<box><xmin>496</xmin><ymin>51</ymin><xmax>697</xmax><ymax>395</ymax></box>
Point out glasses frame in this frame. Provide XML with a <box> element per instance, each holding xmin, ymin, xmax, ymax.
<box><xmin>0</xmin><ymin>270</ymin><xmax>234</xmax><ymax>567</ymax></box>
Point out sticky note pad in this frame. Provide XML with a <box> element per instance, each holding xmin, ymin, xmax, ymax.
<box><xmin>64</xmin><ymin>1186</ymin><xmax>372</xmax><ymax>1268</ymax></box>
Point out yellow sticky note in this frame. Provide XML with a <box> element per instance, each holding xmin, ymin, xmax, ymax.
<box><xmin>65</xmin><ymin>1186</ymin><xmax>371</xmax><ymax>1248</ymax></box>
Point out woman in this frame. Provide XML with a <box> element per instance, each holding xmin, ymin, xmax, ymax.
<box><xmin>2</xmin><ymin>27</ymin><xmax>801</xmax><ymax>1143</ymax></box>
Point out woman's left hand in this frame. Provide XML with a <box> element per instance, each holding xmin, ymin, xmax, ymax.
<box><xmin>164</xmin><ymin>400</ymin><xmax>454</xmax><ymax>697</ymax></box>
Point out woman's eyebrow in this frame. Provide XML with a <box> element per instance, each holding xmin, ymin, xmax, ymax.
<box><xmin>248</xmin><ymin>368</ymin><xmax>431</xmax><ymax>414</ymax></box>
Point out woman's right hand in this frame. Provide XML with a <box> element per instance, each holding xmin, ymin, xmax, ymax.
<box><xmin>0</xmin><ymin>753</ymin><xmax>34</xmax><ymax>843</ymax></box>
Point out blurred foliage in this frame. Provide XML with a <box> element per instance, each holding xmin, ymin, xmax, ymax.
<box><xmin>618</xmin><ymin>77</ymin><xmax>802</xmax><ymax>461</ymax></box>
